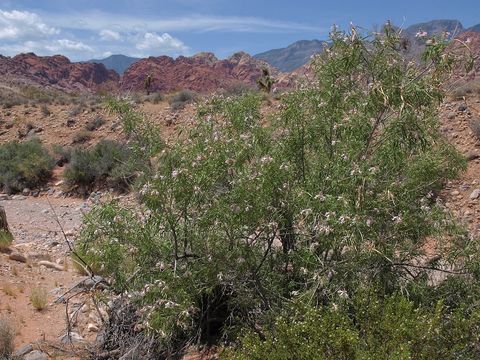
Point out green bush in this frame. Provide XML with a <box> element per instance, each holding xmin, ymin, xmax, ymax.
<box><xmin>80</xmin><ymin>25</ymin><xmax>479</xmax><ymax>358</ymax></box>
<box><xmin>224</xmin><ymin>290</ymin><xmax>480</xmax><ymax>359</ymax></box>
<box><xmin>63</xmin><ymin>140</ymin><xmax>135</xmax><ymax>191</ymax></box>
<box><xmin>52</xmin><ymin>144</ymin><xmax>72</xmax><ymax>167</ymax></box>
<box><xmin>0</xmin><ymin>139</ymin><xmax>54</xmax><ymax>193</ymax></box>
<box><xmin>0</xmin><ymin>230</ymin><xmax>13</xmax><ymax>250</ymax></box>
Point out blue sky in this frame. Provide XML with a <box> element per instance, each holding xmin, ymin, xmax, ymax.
<box><xmin>0</xmin><ymin>0</ymin><xmax>479</xmax><ymax>61</ymax></box>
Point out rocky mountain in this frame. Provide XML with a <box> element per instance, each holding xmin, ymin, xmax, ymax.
<box><xmin>121</xmin><ymin>51</ymin><xmax>277</xmax><ymax>93</ymax></box>
<box><xmin>255</xmin><ymin>19</ymin><xmax>475</xmax><ymax>72</ymax></box>
<box><xmin>404</xmin><ymin>19</ymin><xmax>464</xmax><ymax>38</ymax></box>
<box><xmin>88</xmin><ymin>54</ymin><xmax>140</xmax><ymax>75</ymax></box>
<box><xmin>254</xmin><ymin>40</ymin><xmax>325</xmax><ymax>72</ymax></box>
<box><xmin>467</xmin><ymin>24</ymin><xmax>480</xmax><ymax>32</ymax></box>
<box><xmin>0</xmin><ymin>53</ymin><xmax>119</xmax><ymax>92</ymax></box>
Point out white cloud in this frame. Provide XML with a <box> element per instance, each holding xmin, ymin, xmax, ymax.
<box><xmin>136</xmin><ymin>32</ymin><xmax>188</xmax><ymax>54</ymax></box>
<box><xmin>0</xmin><ymin>9</ymin><xmax>58</xmax><ymax>40</ymax></box>
<box><xmin>0</xmin><ymin>8</ymin><xmax>324</xmax><ymax>60</ymax></box>
<box><xmin>100</xmin><ymin>29</ymin><xmax>122</xmax><ymax>41</ymax></box>
<box><xmin>47</xmin><ymin>39</ymin><xmax>94</xmax><ymax>52</ymax></box>
<box><xmin>49</xmin><ymin>12</ymin><xmax>323</xmax><ymax>34</ymax></box>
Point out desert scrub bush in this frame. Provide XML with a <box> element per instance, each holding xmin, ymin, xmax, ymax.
<box><xmin>106</xmin><ymin>97</ymin><xmax>164</xmax><ymax>157</ymax></box>
<box><xmin>72</xmin><ymin>130</ymin><xmax>92</xmax><ymax>144</ymax></box>
<box><xmin>220</xmin><ymin>82</ymin><xmax>256</xmax><ymax>97</ymax></box>
<box><xmin>80</xmin><ymin>25</ymin><xmax>480</xmax><ymax>358</ymax></box>
<box><xmin>52</xmin><ymin>144</ymin><xmax>72</xmax><ymax>167</ymax></box>
<box><xmin>40</xmin><ymin>104</ymin><xmax>51</xmax><ymax>117</ymax></box>
<box><xmin>145</xmin><ymin>92</ymin><xmax>164</xmax><ymax>104</ymax></box>
<box><xmin>68</xmin><ymin>103</ymin><xmax>84</xmax><ymax>117</ymax></box>
<box><xmin>29</xmin><ymin>287</ymin><xmax>48</xmax><ymax>310</ymax></box>
<box><xmin>63</xmin><ymin>140</ymin><xmax>144</xmax><ymax>192</ymax></box>
<box><xmin>2</xmin><ymin>283</ymin><xmax>16</xmax><ymax>297</ymax></box>
<box><xmin>450</xmin><ymin>80</ymin><xmax>480</xmax><ymax>99</ymax></box>
<box><xmin>469</xmin><ymin>118</ymin><xmax>480</xmax><ymax>141</ymax></box>
<box><xmin>152</xmin><ymin>92</ymin><xmax>164</xmax><ymax>104</ymax></box>
<box><xmin>168</xmin><ymin>89</ymin><xmax>198</xmax><ymax>110</ymax></box>
<box><xmin>85</xmin><ymin>115</ymin><xmax>105</xmax><ymax>131</ymax></box>
<box><xmin>0</xmin><ymin>139</ymin><xmax>55</xmax><ymax>193</ymax></box>
<box><xmin>224</xmin><ymin>290</ymin><xmax>480</xmax><ymax>360</ymax></box>
<box><xmin>0</xmin><ymin>317</ymin><xmax>15</xmax><ymax>358</ymax></box>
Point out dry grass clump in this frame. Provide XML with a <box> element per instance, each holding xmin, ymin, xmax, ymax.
<box><xmin>30</xmin><ymin>287</ymin><xmax>48</xmax><ymax>311</ymax></box>
<box><xmin>85</xmin><ymin>116</ymin><xmax>105</xmax><ymax>131</ymax></box>
<box><xmin>2</xmin><ymin>283</ymin><xmax>16</xmax><ymax>297</ymax></box>
<box><xmin>72</xmin><ymin>130</ymin><xmax>92</xmax><ymax>144</ymax></box>
<box><xmin>451</xmin><ymin>80</ymin><xmax>480</xmax><ymax>100</ymax></box>
<box><xmin>0</xmin><ymin>317</ymin><xmax>15</xmax><ymax>358</ymax></box>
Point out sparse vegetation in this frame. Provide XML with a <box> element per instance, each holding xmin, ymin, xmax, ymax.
<box><xmin>85</xmin><ymin>115</ymin><xmax>105</xmax><ymax>131</ymax></box>
<box><xmin>63</xmin><ymin>140</ymin><xmax>141</xmax><ymax>192</ymax></box>
<box><xmin>0</xmin><ymin>230</ymin><xmax>13</xmax><ymax>250</ymax></box>
<box><xmin>0</xmin><ymin>84</ymin><xmax>87</xmax><ymax>109</ymax></box>
<box><xmin>469</xmin><ymin>118</ymin><xmax>480</xmax><ymax>141</ymax></box>
<box><xmin>0</xmin><ymin>206</ymin><xmax>12</xmax><ymax>250</ymax></box>
<box><xmin>168</xmin><ymin>89</ymin><xmax>198</xmax><ymax>110</ymax></box>
<box><xmin>68</xmin><ymin>103</ymin><xmax>85</xmax><ymax>117</ymax></box>
<box><xmin>52</xmin><ymin>144</ymin><xmax>72</xmax><ymax>167</ymax></box>
<box><xmin>2</xmin><ymin>283</ymin><xmax>16</xmax><ymax>297</ymax></box>
<box><xmin>0</xmin><ymin>317</ymin><xmax>15</xmax><ymax>359</ymax></box>
<box><xmin>0</xmin><ymin>139</ymin><xmax>55</xmax><ymax>194</ymax></box>
<box><xmin>220</xmin><ymin>82</ymin><xmax>255</xmax><ymax>97</ymax></box>
<box><xmin>29</xmin><ymin>287</ymin><xmax>48</xmax><ymax>311</ymax></box>
<box><xmin>40</xmin><ymin>104</ymin><xmax>51</xmax><ymax>117</ymax></box>
<box><xmin>451</xmin><ymin>80</ymin><xmax>480</xmax><ymax>99</ymax></box>
<box><xmin>72</xmin><ymin>130</ymin><xmax>92</xmax><ymax>144</ymax></box>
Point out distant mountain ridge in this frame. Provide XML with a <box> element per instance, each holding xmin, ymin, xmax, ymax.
<box><xmin>254</xmin><ymin>39</ymin><xmax>325</xmax><ymax>72</ymax></box>
<box><xmin>404</xmin><ymin>19</ymin><xmax>464</xmax><ymax>38</ymax></box>
<box><xmin>1</xmin><ymin>19</ymin><xmax>480</xmax><ymax>94</ymax></box>
<box><xmin>468</xmin><ymin>24</ymin><xmax>480</xmax><ymax>32</ymax></box>
<box><xmin>255</xmin><ymin>19</ymin><xmax>480</xmax><ymax>72</ymax></box>
<box><xmin>88</xmin><ymin>54</ymin><xmax>140</xmax><ymax>75</ymax></box>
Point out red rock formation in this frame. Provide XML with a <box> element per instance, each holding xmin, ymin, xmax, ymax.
<box><xmin>0</xmin><ymin>53</ymin><xmax>119</xmax><ymax>92</ymax></box>
<box><xmin>120</xmin><ymin>52</ymin><xmax>279</xmax><ymax>93</ymax></box>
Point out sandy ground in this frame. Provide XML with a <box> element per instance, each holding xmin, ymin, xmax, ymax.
<box><xmin>0</xmin><ymin>196</ymin><xmax>92</xmax><ymax>358</ymax></box>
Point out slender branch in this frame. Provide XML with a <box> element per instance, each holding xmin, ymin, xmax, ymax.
<box><xmin>47</xmin><ymin>199</ymin><xmax>96</xmax><ymax>278</ymax></box>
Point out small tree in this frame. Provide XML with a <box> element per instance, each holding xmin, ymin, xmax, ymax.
<box><xmin>81</xmin><ymin>24</ymin><xmax>479</xmax><ymax>358</ymax></box>
<box><xmin>257</xmin><ymin>67</ymin><xmax>274</xmax><ymax>93</ymax></box>
<box><xmin>144</xmin><ymin>74</ymin><xmax>153</xmax><ymax>95</ymax></box>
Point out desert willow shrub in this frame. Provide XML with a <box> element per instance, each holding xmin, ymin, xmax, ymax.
<box><xmin>77</xmin><ymin>25</ymin><xmax>480</xmax><ymax>356</ymax></box>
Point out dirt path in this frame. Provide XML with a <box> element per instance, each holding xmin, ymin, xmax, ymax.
<box><xmin>0</xmin><ymin>196</ymin><xmax>94</xmax><ymax>358</ymax></box>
